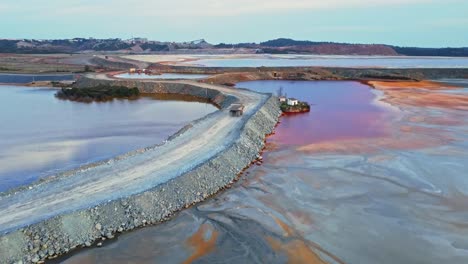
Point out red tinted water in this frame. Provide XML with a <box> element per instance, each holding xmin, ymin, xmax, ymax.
<box><xmin>237</xmin><ymin>80</ymin><xmax>388</xmax><ymax>145</ymax></box>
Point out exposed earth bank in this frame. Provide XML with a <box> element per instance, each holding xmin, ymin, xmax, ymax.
<box><xmin>146</xmin><ymin>65</ymin><xmax>468</xmax><ymax>84</ymax></box>
<box><xmin>0</xmin><ymin>76</ymin><xmax>281</xmax><ymax>263</ymax></box>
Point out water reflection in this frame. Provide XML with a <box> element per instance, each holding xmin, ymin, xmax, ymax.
<box><xmin>183</xmin><ymin>55</ymin><xmax>468</xmax><ymax>68</ymax></box>
<box><xmin>0</xmin><ymin>86</ymin><xmax>216</xmax><ymax>192</ymax></box>
<box><xmin>237</xmin><ymin>80</ymin><xmax>390</xmax><ymax>145</ymax></box>
<box><xmin>115</xmin><ymin>73</ymin><xmax>211</xmax><ymax>80</ymax></box>
<box><xmin>0</xmin><ymin>73</ymin><xmax>75</xmax><ymax>84</ymax></box>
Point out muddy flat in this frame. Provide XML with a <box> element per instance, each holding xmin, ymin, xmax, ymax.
<box><xmin>62</xmin><ymin>79</ymin><xmax>468</xmax><ymax>264</ymax></box>
<box><xmin>0</xmin><ymin>77</ymin><xmax>267</xmax><ymax>234</ymax></box>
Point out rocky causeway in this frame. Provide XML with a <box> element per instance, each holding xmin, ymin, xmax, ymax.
<box><xmin>0</xmin><ymin>74</ymin><xmax>282</xmax><ymax>263</ymax></box>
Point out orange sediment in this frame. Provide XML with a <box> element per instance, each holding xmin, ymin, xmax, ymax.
<box><xmin>294</xmin><ymin>80</ymin><xmax>466</xmax><ymax>155</ymax></box>
<box><xmin>273</xmin><ymin>216</ymin><xmax>296</xmax><ymax>237</ymax></box>
<box><xmin>297</xmin><ymin>131</ymin><xmax>453</xmax><ymax>154</ymax></box>
<box><xmin>267</xmin><ymin>216</ymin><xmax>345</xmax><ymax>264</ymax></box>
<box><xmin>367</xmin><ymin>80</ymin><xmax>468</xmax><ymax>110</ymax></box>
<box><xmin>183</xmin><ymin>224</ymin><xmax>219</xmax><ymax>264</ymax></box>
<box><xmin>267</xmin><ymin>237</ymin><xmax>328</xmax><ymax>264</ymax></box>
<box><xmin>367</xmin><ymin>80</ymin><xmax>457</xmax><ymax>90</ymax></box>
<box><xmin>158</xmin><ymin>58</ymin><xmax>200</xmax><ymax>66</ymax></box>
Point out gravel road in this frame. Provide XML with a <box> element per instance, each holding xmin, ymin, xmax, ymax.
<box><xmin>0</xmin><ymin>76</ymin><xmax>265</xmax><ymax>235</ymax></box>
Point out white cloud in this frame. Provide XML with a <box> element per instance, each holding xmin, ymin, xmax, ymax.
<box><xmin>0</xmin><ymin>3</ymin><xmax>10</xmax><ymax>12</ymax></box>
<box><xmin>424</xmin><ymin>17</ymin><xmax>468</xmax><ymax>27</ymax></box>
<box><xmin>7</xmin><ymin>0</ymin><xmax>450</xmax><ymax>17</ymax></box>
<box><xmin>105</xmin><ymin>0</ymin><xmax>441</xmax><ymax>16</ymax></box>
<box><xmin>312</xmin><ymin>25</ymin><xmax>386</xmax><ymax>33</ymax></box>
<box><xmin>0</xmin><ymin>140</ymin><xmax>83</xmax><ymax>175</ymax></box>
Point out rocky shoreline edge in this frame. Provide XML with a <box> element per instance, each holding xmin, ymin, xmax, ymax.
<box><xmin>0</xmin><ymin>78</ymin><xmax>282</xmax><ymax>264</ymax></box>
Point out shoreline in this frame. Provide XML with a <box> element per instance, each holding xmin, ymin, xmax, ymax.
<box><xmin>56</xmin><ymin>77</ymin><xmax>468</xmax><ymax>264</ymax></box>
<box><xmin>0</xmin><ymin>70</ymin><xmax>466</xmax><ymax>263</ymax></box>
<box><xmin>0</xmin><ymin>76</ymin><xmax>282</xmax><ymax>263</ymax></box>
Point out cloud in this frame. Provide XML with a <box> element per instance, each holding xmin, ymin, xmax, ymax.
<box><xmin>311</xmin><ymin>25</ymin><xmax>386</xmax><ymax>33</ymax></box>
<box><xmin>108</xmin><ymin>0</ymin><xmax>441</xmax><ymax>16</ymax></box>
<box><xmin>0</xmin><ymin>140</ymin><xmax>83</xmax><ymax>175</ymax></box>
<box><xmin>6</xmin><ymin>0</ymin><xmax>449</xmax><ymax>17</ymax></box>
<box><xmin>0</xmin><ymin>3</ymin><xmax>11</xmax><ymax>12</ymax></box>
<box><xmin>424</xmin><ymin>17</ymin><xmax>468</xmax><ymax>27</ymax></box>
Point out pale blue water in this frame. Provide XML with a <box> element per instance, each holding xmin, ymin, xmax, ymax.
<box><xmin>0</xmin><ymin>86</ymin><xmax>216</xmax><ymax>192</ymax></box>
<box><xmin>115</xmin><ymin>73</ymin><xmax>210</xmax><ymax>79</ymax></box>
<box><xmin>0</xmin><ymin>73</ymin><xmax>75</xmax><ymax>83</ymax></box>
<box><xmin>433</xmin><ymin>79</ymin><xmax>468</xmax><ymax>95</ymax></box>
<box><xmin>184</xmin><ymin>55</ymin><xmax>468</xmax><ymax>68</ymax></box>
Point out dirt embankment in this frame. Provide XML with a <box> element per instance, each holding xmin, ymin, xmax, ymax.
<box><xmin>0</xmin><ymin>77</ymin><xmax>281</xmax><ymax>264</ymax></box>
<box><xmin>199</xmin><ymin>69</ymin><xmax>340</xmax><ymax>85</ymax></box>
<box><xmin>89</xmin><ymin>56</ymin><xmax>150</xmax><ymax>71</ymax></box>
<box><xmin>147</xmin><ymin>65</ymin><xmax>468</xmax><ymax>84</ymax></box>
<box><xmin>0</xmin><ymin>54</ymin><xmax>147</xmax><ymax>74</ymax></box>
<box><xmin>0</xmin><ymin>54</ymin><xmax>86</xmax><ymax>73</ymax></box>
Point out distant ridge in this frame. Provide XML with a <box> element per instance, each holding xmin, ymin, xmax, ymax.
<box><xmin>1</xmin><ymin>37</ymin><xmax>467</xmax><ymax>57</ymax></box>
<box><xmin>261</xmin><ymin>38</ymin><xmax>330</xmax><ymax>46</ymax></box>
<box><xmin>257</xmin><ymin>38</ymin><xmax>398</xmax><ymax>56</ymax></box>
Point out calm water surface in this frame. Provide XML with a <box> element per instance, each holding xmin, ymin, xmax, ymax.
<box><xmin>0</xmin><ymin>86</ymin><xmax>216</xmax><ymax>192</ymax></box>
<box><xmin>237</xmin><ymin>80</ymin><xmax>389</xmax><ymax>144</ymax></box>
<box><xmin>115</xmin><ymin>73</ymin><xmax>211</xmax><ymax>80</ymax></box>
<box><xmin>0</xmin><ymin>73</ymin><xmax>75</xmax><ymax>84</ymax></box>
<box><xmin>184</xmin><ymin>55</ymin><xmax>468</xmax><ymax>68</ymax></box>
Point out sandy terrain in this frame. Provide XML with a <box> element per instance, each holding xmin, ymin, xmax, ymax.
<box><xmin>296</xmin><ymin>80</ymin><xmax>467</xmax><ymax>155</ymax></box>
<box><xmin>0</xmin><ymin>54</ymin><xmax>88</xmax><ymax>73</ymax></box>
<box><xmin>367</xmin><ymin>80</ymin><xmax>468</xmax><ymax>110</ymax></box>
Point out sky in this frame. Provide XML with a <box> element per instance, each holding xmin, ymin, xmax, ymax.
<box><xmin>1</xmin><ymin>0</ymin><xmax>467</xmax><ymax>47</ymax></box>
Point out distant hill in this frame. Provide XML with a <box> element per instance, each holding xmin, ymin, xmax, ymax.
<box><xmin>393</xmin><ymin>46</ymin><xmax>468</xmax><ymax>57</ymax></box>
<box><xmin>258</xmin><ymin>38</ymin><xmax>468</xmax><ymax>57</ymax></box>
<box><xmin>260</xmin><ymin>38</ymin><xmax>329</xmax><ymax>47</ymax></box>
<box><xmin>1</xmin><ymin>38</ymin><xmax>134</xmax><ymax>53</ymax></box>
<box><xmin>1</xmin><ymin>37</ymin><xmax>467</xmax><ymax>57</ymax></box>
<box><xmin>0</xmin><ymin>38</ymin><xmax>212</xmax><ymax>54</ymax></box>
<box><xmin>258</xmin><ymin>38</ymin><xmax>397</xmax><ymax>56</ymax></box>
